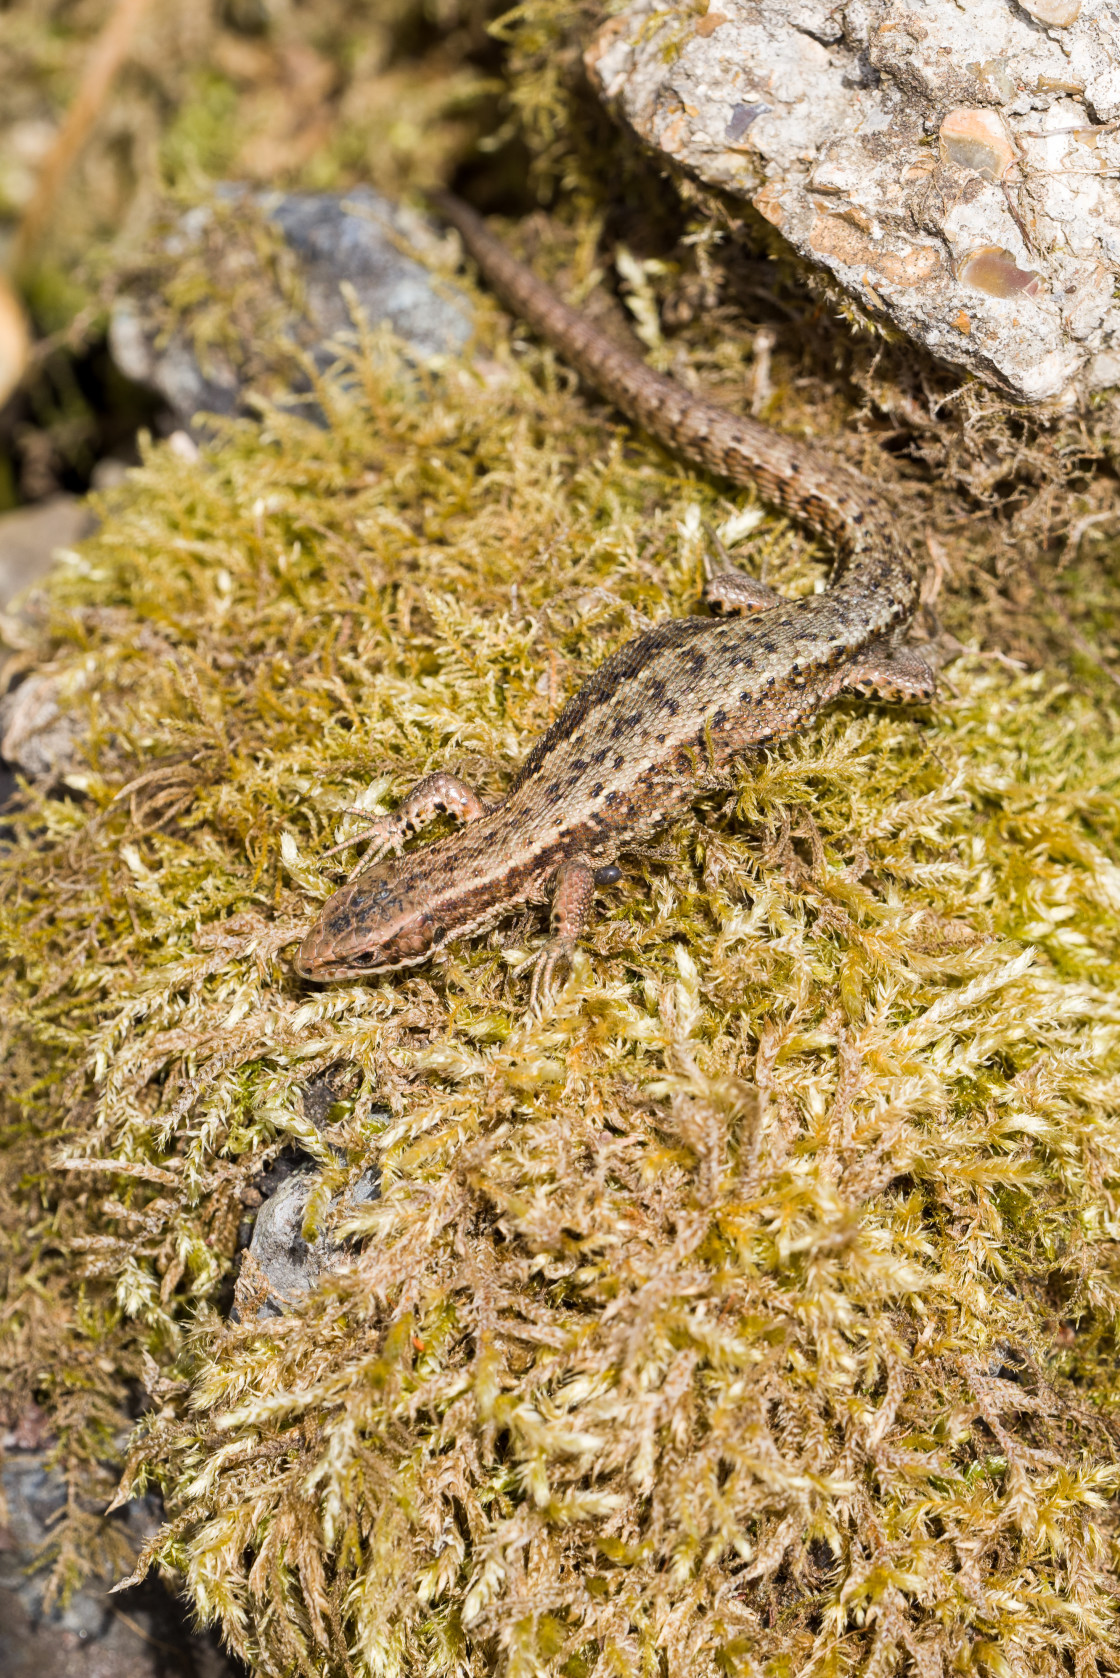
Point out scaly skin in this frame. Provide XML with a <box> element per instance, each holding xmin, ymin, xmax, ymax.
<box><xmin>296</xmin><ymin>194</ymin><xmax>931</xmax><ymax>993</ymax></box>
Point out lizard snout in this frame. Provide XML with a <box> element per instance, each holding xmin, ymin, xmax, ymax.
<box><xmin>295</xmin><ymin>863</ymin><xmax>444</xmax><ymax>980</ymax></box>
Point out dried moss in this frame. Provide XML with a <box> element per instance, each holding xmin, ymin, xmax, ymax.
<box><xmin>0</xmin><ymin>277</ymin><xmax>1119</xmax><ymax>1674</ymax></box>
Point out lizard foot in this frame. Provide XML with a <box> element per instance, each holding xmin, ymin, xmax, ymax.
<box><xmin>705</xmin><ymin>570</ymin><xmax>783</xmax><ymax>615</ymax></box>
<box><xmin>842</xmin><ymin>644</ymin><xmax>936</xmax><ymax>703</ymax></box>
<box><xmin>322</xmin><ymin>771</ymin><xmax>491</xmax><ymax>880</ymax></box>
<box><xmin>528</xmin><ymin>938</ymin><xmax>576</xmax><ymax>1013</ymax></box>
<box><xmin>527</xmin><ymin>850</ymin><xmax>606</xmax><ymax>1010</ymax></box>
<box><xmin>321</xmin><ymin>810</ymin><xmax>406</xmax><ymax>876</ymax></box>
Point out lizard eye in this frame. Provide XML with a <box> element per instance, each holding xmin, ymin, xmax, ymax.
<box><xmin>431</xmin><ymin>925</ymin><xmax>448</xmax><ymax>944</ymax></box>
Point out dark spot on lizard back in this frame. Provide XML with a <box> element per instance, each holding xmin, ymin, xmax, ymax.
<box><xmin>508</xmin><ymin>616</ymin><xmax>713</xmax><ymax>792</ymax></box>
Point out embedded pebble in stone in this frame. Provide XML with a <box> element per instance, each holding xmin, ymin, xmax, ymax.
<box><xmin>967</xmin><ymin>58</ymin><xmax>1017</xmax><ymax>105</ymax></box>
<box><xmin>960</xmin><ymin>246</ymin><xmax>1042</xmax><ymax>299</ymax></box>
<box><xmin>939</xmin><ymin>109</ymin><xmax>1017</xmax><ymax>183</ymax></box>
<box><xmin>1021</xmin><ymin>0</ymin><xmax>1081</xmax><ymax>24</ymax></box>
<box><xmin>726</xmin><ymin>102</ymin><xmax>769</xmax><ymax>143</ymax></box>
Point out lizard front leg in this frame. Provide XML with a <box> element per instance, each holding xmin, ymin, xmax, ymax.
<box><xmin>324</xmin><ymin>771</ymin><xmax>490</xmax><ymax>879</ymax></box>
<box><xmin>528</xmin><ymin>853</ymin><xmax>620</xmax><ymax>1010</ymax></box>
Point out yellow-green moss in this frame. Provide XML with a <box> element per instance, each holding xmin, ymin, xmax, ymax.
<box><xmin>2</xmin><ymin>2</ymin><xmax>1120</xmax><ymax>1668</ymax></box>
<box><xmin>1</xmin><ymin>290</ymin><xmax>1119</xmax><ymax>1674</ymax></box>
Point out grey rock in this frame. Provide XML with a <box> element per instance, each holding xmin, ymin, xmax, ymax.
<box><xmin>0</xmin><ymin>670</ymin><xmax>82</xmax><ymax>780</ymax></box>
<box><xmin>244</xmin><ymin>1160</ymin><xmax>380</xmax><ymax>1318</ymax></box>
<box><xmin>586</xmin><ymin>0</ymin><xmax>1120</xmax><ymax>403</ymax></box>
<box><xmin>265</xmin><ymin>186</ymin><xmax>470</xmax><ymax>360</ymax></box>
<box><xmin>111</xmin><ymin>186</ymin><xmax>472</xmax><ymax>428</ymax></box>
<box><xmin>0</xmin><ymin>1449</ymin><xmax>239</xmax><ymax>1677</ymax></box>
<box><xmin>0</xmin><ymin>496</ymin><xmax>92</xmax><ymax>611</ymax></box>
<box><xmin>110</xmin><ymin>300</ymin><xmax>241</xmax><ymax>425</ymax></box>
<box><xmin>0</xmin><ymin>1454</ymin><xmax>156</xmax><ymax>1636</ymax></box>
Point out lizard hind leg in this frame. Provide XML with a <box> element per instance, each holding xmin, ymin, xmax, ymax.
<box><xmin>702</xmin><ymin>518</ymin><xmax>783</xmax><ymax>616</ymax></box>
<box><xmin>704</xmin><ymin>570</ymin><xmax>784</xmax><ymax>616</ymax></box>
<box><xmin>841</xmin><ymin>644</ymin><xmax>936</xmax><ymax>704</ymax></box>
<box><xmin>528</xmin><ymin>851</ymin><xmax>599</xmax><ymax>1012</ymax></box>
<box><xmin>323</xmin><ymin>770</ymin><xmax>490</xmax><ymax>879</ymax></box>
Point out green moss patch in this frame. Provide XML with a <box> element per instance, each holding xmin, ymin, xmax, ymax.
<box><xmin>0</xmin><ymin>289</ymin><xmax>1118</xmax><ymax>1675</ymax></box>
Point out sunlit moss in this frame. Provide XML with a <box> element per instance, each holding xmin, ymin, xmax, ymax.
<box><xmin>2</xmin><ymin>3</ymin><xmax>1120</xmax><ymax>1670</ymax></box>
<box><xmin>1</xmin><ymin>282</ymin><xmax>1118</xmax><ymax>1673</ymax></box>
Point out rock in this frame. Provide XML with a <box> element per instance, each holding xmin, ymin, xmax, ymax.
<box><xmin>111</xmin><ymin>186</ymin><xmax>472</xmax><ymax>429</ymax></box>
<box><xmin>264</xmin><ymin>188</ymin><xmax>470</xmax><ymax>360</ymax></box>
<box><xmin>0</xmin><ymin>670</ymin><xmax>82</xmax><ymax>781</ymax></box>
<box><xmin>241</xmin><ymin>1160</ymin><xmax>380</xmax><ymax>1318</ymax></box>
<box><xmin>0</xmin><ymin>1447</ymin><xmax>240</xmax><ymax>1678</ymax></box>
<box><xmin>0</xmin><ymin>500</ymin><xmax>108</xmax><ymax>794</ymax></box>
<box><xmin>585</xmin><ymin>0</ymin><xmax>1120</xmax><ymax>403</ymax></box>
<box><xmin>236</xmin><ymin>1068</ymin><xmax>382</xmax><ymax>1319</ymax></box>
<box><xmin>0</xmin><ymin>496</ymin><xmax>92</xmax><ymax>611</ymax></box>
<box><xmin>108</xmin><ymin>297</ymin><xmax>241</xmax><ymax>428</ymax></box>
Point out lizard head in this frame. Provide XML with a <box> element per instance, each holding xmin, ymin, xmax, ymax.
<box><xmin>295</xmin><ymin>857</ymin><xmax>451</xmax><ymax>981</ymax></box>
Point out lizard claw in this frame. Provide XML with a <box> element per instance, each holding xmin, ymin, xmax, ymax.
<box><xmin>528</xmin><ymin>938</ymin><xmax>576</xmax><ymax>1013</ymax></box>
<box><xmin>344</xmin><ymin>839</ymin><xmax>402</xmax><ymax>881</ymax></box>
<box><xmin>319</xmin><ymin>812</ymin><xmax>406</xmax><ymax>878</ymax></box>
<box><xmin>343</xmin><ymin>825</ymin><xmax>406</xmax><ymax>880</ymax></box>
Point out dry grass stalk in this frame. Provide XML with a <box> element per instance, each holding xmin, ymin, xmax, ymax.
<box><xmin>13</xmin><ymin>0</ymin><xmax>155</xmax><ymax>272</ymax></box>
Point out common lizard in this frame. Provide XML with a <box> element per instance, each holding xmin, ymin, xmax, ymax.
<box><xmin>296</xmin><ymin>193</ymin><xmax>934</xmax><ymax>999</ymax></box>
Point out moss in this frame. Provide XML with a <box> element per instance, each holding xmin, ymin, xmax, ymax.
<box><xmin>2</xmin><ymin>2</ymin><xmax>1120</xmax><ymax>1674</ymax></box>
<box><xmin>0</xmin><ymin>277</ymin><xmax>1119</xmax><ymax>1671</ymax></box>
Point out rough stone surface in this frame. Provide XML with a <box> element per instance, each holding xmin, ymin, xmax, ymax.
<box><xmin>586</xmin><ymin>0</ymin><xmax>1120</xmax><ymax>402</ymax></box>
<box><xmin>239</xmin><ymin>1076</ymin><xmax>382</xmax><ymax>1318</ymax></box>
<box><xmin>110</xmin><ymin>186</ymin><xmax>472</xmax><ymax>427</ymax></box>
<box><xmin>0</xmin><ymin>669</ymin><xmax>82</xmax><ymax>780</ymax></box>
<box><xmin>243</xmin><ymin>1160</ymin><xmax>380</xmax><ymax>1317</ymax></box>
<box><xmin>0</xmin><ymin>1446</ymin><xmax>239</xmax><ymax>1677</ymax></box>
<box><xmin>0</xmin><ymin>496</ymin><xmax>92</xmax><ymax>610</ymax></box>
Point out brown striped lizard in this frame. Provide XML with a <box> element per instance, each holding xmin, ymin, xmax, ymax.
<box><xmin>296</xmin><ymin>193</ymin><xmax>934</xmax><ymax>1002</ymax></box>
